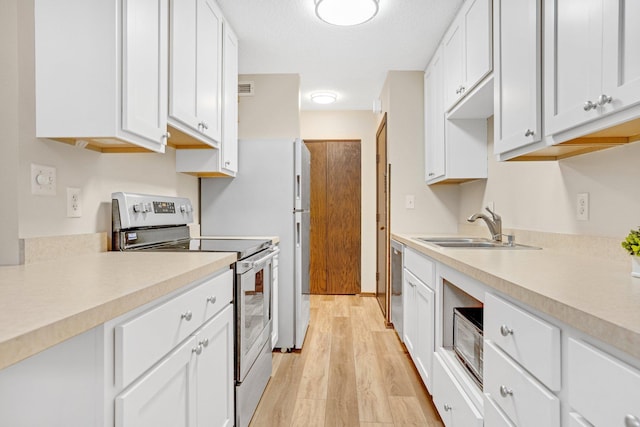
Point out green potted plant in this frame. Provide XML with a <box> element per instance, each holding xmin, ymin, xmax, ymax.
<box><xmin>621</xmin><ymin>227</ymin><xmax>640</xmax><ymax>278</ymax></box>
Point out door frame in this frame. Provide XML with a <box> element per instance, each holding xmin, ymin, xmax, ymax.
<box><xmin>375</xmin><ymin>114</ymin><xmax>391</xmax><ymax>324</ymax></box>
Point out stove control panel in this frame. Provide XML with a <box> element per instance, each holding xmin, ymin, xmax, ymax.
<box><xmin>112</xmin><ymin>192</ymin><xmax>194</xmax><ymax>230</ymax></box>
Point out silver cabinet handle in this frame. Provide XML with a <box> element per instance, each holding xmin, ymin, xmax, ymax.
<box><xmin>443</xmin><ymin>404</ymin><xmax>452</xmax><ymax>411</ymax></box>
<box><xmin>199</xmin><ymin>338</ymin><xmax>209</xmax><ymax>348</ymax></box>
<box><xmin>181</xmin><ymin>310</ymin><xmax>193</xmax><ymax>321</ymax></box>
<box><xmin>626</xmin><ymin>415</ymin><xmax>640</xmax><ymax>427</ymax></box>
<box><xmin>207</xmin><ymin>296</ymin><xmax>217</xmax><ymax>304</ymax></box>
<box><xmin>201</xmin><ymin>122</ymin><xmax>209</xmax><ymax>130</ymax></box>
<box><xmin>225</xmin><ymin>161</ymin><xmax>231</xmax><ymax>166</ymax></box>
<box><xmin>192</xmin><ymin>344</ymin><xmax>202</xmax><ymax>355</ymax></box>
<box><xmin>499</xmin><ymin>385</ymin><xmax>513</xmax><ymax>397</ymax></box>
<box><xmin>584</xmin><ymin>100</ymin><xmax>598</xmax><ymax>111</ymax></box>
<box><xmin>524</xmin><ymin>129</ymin><xmax>535</xmax><ymax>137</ymax></box>
<box><xmin>428</xmin><ymin>172</ymin><xmax>435</xmax><ymax>176</ymax></box>
<box><xmin>597</xmin><ymin>94</ymin><xmax>613</xmax><ymax>106</ymax></box>
<box><xmin>500</xmin><ymin>325</ymin><xmax>513</xmax><ymax>336</ymax></box>
<box><xmin>162</xmin><ymin>132</ymin><xmax>171</xmax><ymax>141</ymax></box>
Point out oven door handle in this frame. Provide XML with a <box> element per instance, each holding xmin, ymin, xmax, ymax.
<box><xmin>243</xmin><ymin>247</ymin><xmax>280</xmax><ymax>269</ymax></box>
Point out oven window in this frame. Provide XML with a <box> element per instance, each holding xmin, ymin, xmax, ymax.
<box><xmin>243</xmin><ymin>266</ymin><xmax>269</xmax><ymax>355</ymax></box>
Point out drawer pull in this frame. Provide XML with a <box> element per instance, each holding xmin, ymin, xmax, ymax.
<box><xmin>626</xmin><ymin>415</ymin><xmax>640</xmax><ymax>427</ymax></box>
<box><xmin>200</xmin><ymin>338</ymin><xmax>209</xmax><ymax>348</ymax></box>
<box><xmin>207</xmin><ymin>296</ymin><xmax>217</xmax><ymax>304</ymax></box>
<box><xmin>499</xmin><ymin>385</ymin><xmax>513</xmax><ymax>397</ymax></box>
<box><xmin>181</xmin><ymin>310</ymin><xmax>193</xmax><ymax>321</ymax></box>
<box><xmin>443</xmin><ymin>404</ymin><xmax>452</xmax><ymax>412</ymax></box>
<box><xmin>500</xmin><ymin>325</ymin><xmax>514</xmax><ymax>336</ymax></box>
<box><xmin>192</xmin><ymin>344</ymin><xmax>202</xmax><ymax>355</ymax></box>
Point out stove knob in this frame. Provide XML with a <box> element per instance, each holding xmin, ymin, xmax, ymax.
<box><xmin>180</xmin><ymin>204</ymin><xmax>187</xmax><ymax>213</ymax></box>
<box><xmin>143</xmin><ymin>203</ymin><xmax>152</xmax><ymax>213</ymax></box>
<box><xmin>132</xmin><ymin>203</ymin><xmax>142</xmax><ymax>213</ymax></box>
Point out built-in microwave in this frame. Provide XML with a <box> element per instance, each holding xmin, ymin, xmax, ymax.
<box><xmin>453</xmin><ymin>307</ymin><xmax>484</xmax><ymax>387</ymax></box>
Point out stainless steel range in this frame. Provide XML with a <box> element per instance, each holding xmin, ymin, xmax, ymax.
<box><xmin>112</xmin><ymin>192</ymin><xmax>277</xmax><ymax>427</ymax></box>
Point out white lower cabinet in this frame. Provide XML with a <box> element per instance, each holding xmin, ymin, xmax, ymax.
<box><xmin>193</xmin><ymin>305</ymin><xmax>235</xmax><ymax>427</ymax></box>
<box><xmin>568</xmin><ymin>338</ymin><xmax>640</xmax><ymax>427</ymax></box>
<box><xmin>484</xmin><ymin>396</ymin><xmax>515</xmax><ymax>427</ymax></box>
<box><xmin>433</xmin><ymin>353</ymin><xmax>483</xmax><ymax>427</ymax></box>
<box><xmin>116</xmin><ymin>336</ymin><xmax>195</xmax><ymax>427</ymax></box>
<box><xmin>415</xmin><ymin>274</ymin><xmax>435</xmax><ymax>390</ymax></box>
<box><xmin>117</xmin><ymin>304</ymin><xmax>234</xmax><ymax>427</ymax></box>
<box><xmin>403</xmin><ymin>250</ymin><xmax>435</xmax><ymax>392</ymax></box>
<box><xmin>484</xmin><ymin>341</ymin><xmax>560</xmax><ymax>427</ymax></box>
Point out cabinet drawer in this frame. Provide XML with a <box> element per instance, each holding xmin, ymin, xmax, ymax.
<box><xmin>404</xmin><ymin>248</ymin><xmax>435</xmax><ymax>289</ymax></box>
<box><xmin>568</xmin><ymin>338</ymin><xmax>640</xmax><ymax>427</ymax></box>
<box><xmin>484</xmin><ymin>395</ymin><xmax>515</xmax><ymax>427</ymax></box>
<box><xmin>116</xmin><ymin>269</ymin><xmax>233</xmax><ymax>388</ymax></box>
<box><xmin>484</xmin><ymin>342</ymin><xmax>560</xmax><ymax>427</ymax></box>
<box><xmin>484</xmin><ymin>293</ymin><xmax>561</xmax><ymax>390</ymax></box>
<box><xmin>432</xmin><ymin>353</ymin><xmax>483</xmax><ymax>427</ymax></box>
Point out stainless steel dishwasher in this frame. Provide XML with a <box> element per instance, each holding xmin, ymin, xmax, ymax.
<box><xmin>390</xmin><ymin>240</ymin><xmax>404</xmax><ymax>338</ymax></box>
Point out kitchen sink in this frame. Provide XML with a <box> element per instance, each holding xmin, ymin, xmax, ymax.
<box><xmin>415</xmin><ymin>237</ymin><xmax>540</xmax><ymax>250</ymax></box>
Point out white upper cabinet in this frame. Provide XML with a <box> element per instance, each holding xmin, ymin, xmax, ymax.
<box><xmin>443</xmin><ymin>0</ymin><xmax>493</xmax><ymax>112</ymax></box>
<box><xmin>425</xmin><ymin>47</ymin><xmax>446</xmax><ymax>182</ymax></box>
<box><xmin>35</xmin><ymin>0</ymin><xmax>169</xmax><ymax>153</ymax></box>
<box><xmin>544</xmin><ymin>0</ymin><xmax>640</xmax><ymax>135</ymax></box>
<box><xmin>221</xmin><ymin>22</ymin><xmax>239</xmax><ymax>175</ymax></box>
<box><xmin>493</xmin><ymin>0</ymin><xmax>542</xmax><ymax>155</ymax></box>
<box><xmin>169</xmin><ymin>0</ymin><xmax>223</xmax><ymax>147</ymax></box>
<box><xmin>175</xmin><ymin>14</ymin><xmax>239</xmax><ymax>177</ymax></box>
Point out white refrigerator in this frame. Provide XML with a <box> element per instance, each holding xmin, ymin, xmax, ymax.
<box><xmin>200</xmin><ymin>139</ymin><xmax>311</xmax><ymax>350</ymax></box>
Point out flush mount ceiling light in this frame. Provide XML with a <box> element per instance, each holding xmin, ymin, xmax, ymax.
<box><xmin>311</xmin><ymin>92</ymin><xmax>337</xmax><ymax>104</ymax></box>
<box><xmin>315</xmin><ymin>0</ymin><xmax>380</xmax><ymax>26</ymax></box>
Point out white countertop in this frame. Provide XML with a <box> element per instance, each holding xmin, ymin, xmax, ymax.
<box><xmin>0</xmin><ymin>251</ymin><xmax>236</xmax><ymax>370</ymax></box>
<box><xmin>393</xmin><ymin>233</ymin><xmax>640</xmax><ymax>360</ymax></box>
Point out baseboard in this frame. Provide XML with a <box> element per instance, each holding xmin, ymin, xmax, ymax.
<box><xmin>358</xmin><ymin>292</ymin><xmax>376</xmax><ymax>297</ymax></box>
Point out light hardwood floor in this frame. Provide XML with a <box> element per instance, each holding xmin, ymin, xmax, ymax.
<box><xmin>249</xmin><ymin>295</ymin><xmax>445</xmax><ymax>427</ymax></box>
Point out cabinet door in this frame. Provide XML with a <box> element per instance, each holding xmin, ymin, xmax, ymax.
<box><xmin>194</xmin><ymin>305</ymin><xmax>234</xmax><ymax>427</ymax></box>
<box><xmin>493</xmin><ymin>0</ymin><xmax>542</xmax><ymax>155</ymax></box>
<box><xmin>463</xmin><ymin>0</ymin><xmax>492</xmax><ymax>90</ymax></box>
<box><xmin>122</xmin><ymin>0</ymin><xmax>168</xmax><ymax>145</ymax></box>
<box><xmin>197</xmin><ymin>0</ymin><xmax>223</xmax><ymax>143</ymax></box>
<box><xmin>415</xmin><ymin>281</ymin><xmax>435</xmax><ymax>392</ymax></box>
<box><xmin>116</xmin><ymin>337</ymin><xmax>196</xmax><ymax>427</ymax></box>
<box><xmin>222</xmin><ymin>22</ymin><xmax>239</xmax><ymax>174</ymax></box>
<box><xmin>170</xmin><ymin>0</ymin><xmax>199</xmax><ymax>131</ymax></box>
<box><xmin>602</xmin><ymin>0</ymin><xmax>640</xmax><ymax>113</ymax></box>
<box><xmin>425</xmin><ymin>48</ymin><xmax>446</xmax><ymax>183</ymax></box>
<box><xmin>544</xmin><ymin>0</ymin><xmax>603</xmax><ymax>135</ymax></box>
<box><xmin>402</xmin><ymin>270</ymin><xmax>417</xmax><ymax>356</ymax></box>
<box><xmin>443</xmin><ymin>22</ymin><xmax>465</xmax><ymax>110</ymax></box>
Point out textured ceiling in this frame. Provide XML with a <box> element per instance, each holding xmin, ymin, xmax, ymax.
<box><xmin>216</xmin><ymin>0</ymin><xmax>464</xmax><ymax>111</ymax></box>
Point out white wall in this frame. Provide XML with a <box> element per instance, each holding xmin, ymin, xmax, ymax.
<box><xmin>238</xmin><ymin>74</ymin><xmax>301</xmax><ymax>139</ymax></box>
<box><xmin>380</xmin><ymin>71</ymin><xmax>460</xmax><ymax>235</ymax></box>
<box><xmin>460</xmin><ymin>117</ymin><xmax>640</xmax><ymax>239</ymax></box>
<box><xmin>300</xmin><ymin>110</ymin><xmax>377</xmax><ymax>293</ymax></box>
<box><xmin>0</xmin><ymin>0</ymin><xmax>199</xmax><ymax>263</ymax></box>
<box><xmin>0</xmin><ymin>0</ymin><xmax>22</xmax><ymax>265</ymax></box>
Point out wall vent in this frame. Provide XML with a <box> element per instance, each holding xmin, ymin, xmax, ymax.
<box><xmin>238</xmin><ymin>81</ymin><xmax>254</xmax><ymax>96</ymax></box>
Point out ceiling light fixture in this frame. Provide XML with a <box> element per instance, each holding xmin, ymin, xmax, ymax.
<box><xmin>311</xmin><ymin>92</ymin><xmax>337</xmax><ymax>104</ymax></box>
<box><xmin>315</xmin><ymin>0</ymin><xmax>380</xmax><ymax>26</ymax></box>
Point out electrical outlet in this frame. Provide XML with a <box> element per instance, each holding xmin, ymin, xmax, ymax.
<box><xmin>577</xmin><ymin>193</ymin><xmax>589</xmax><ymax>221</ymax></box>
<box><xmin>67</xmin><ymin>187</ymin><xmax>82</xmax><ymax>218</ymax></box>
<box><xmin>31</xmin><ymin>164</ymin><xmax>57</xmax><ymax>196</ymax></box>
<box><xmin>405</xmin><ymin>194</ymin><xmax>415</xmax><ymax>209</ymax></box>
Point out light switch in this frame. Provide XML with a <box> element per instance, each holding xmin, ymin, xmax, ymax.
<box><xmin>405</xmin><ymin>194</ymin><xmax>415</xmax><ymax>209</ymax></box>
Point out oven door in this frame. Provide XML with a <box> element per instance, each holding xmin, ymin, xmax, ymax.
<box><xmin>236</xmin><ymin>247</ymin><xmax>278</xmax><ymax>382</ymax></box>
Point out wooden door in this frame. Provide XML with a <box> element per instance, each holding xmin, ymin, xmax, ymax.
<box><xmin>307</xmin><ymin>140</ymin><xmax>361</xmax><ymax>295</ymax></box>
<box><xmin>375</xmin><ymin>116</ymin><xmax>389</xmax><ymax>319</ymax></box>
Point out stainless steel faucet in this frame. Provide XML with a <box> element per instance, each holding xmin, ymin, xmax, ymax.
<box><xmin>467</xmin><ymin>206</ymin><xmax>503</xmax><ymax>242</ymax></box>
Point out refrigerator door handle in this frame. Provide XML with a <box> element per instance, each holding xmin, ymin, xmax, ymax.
<box><xmin>296</xmin><ymin>221</ymin><xmax>301</xmax><ymax>247</ymax></box>
<box><xmin>295</xmin><ymin>174</ymin><xmax>301</xmax><ymax>202</ymax></box>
